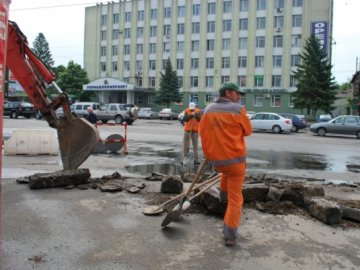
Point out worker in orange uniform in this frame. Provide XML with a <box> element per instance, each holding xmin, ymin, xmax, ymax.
<box><xmin>182</xmin><ymin>102</ymin><xmax>201</xmax><ymax>165</ymax></box>
<box><xmin>199</xmin><ymin>82</ymin><xmax>252</xmax><ymax>247</ymax></box>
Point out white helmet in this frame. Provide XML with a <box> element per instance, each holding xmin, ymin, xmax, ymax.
<box><xmin>189</xmin><ymin>102</ymin><xmax>196</xmax><ymax>109</ymax></box>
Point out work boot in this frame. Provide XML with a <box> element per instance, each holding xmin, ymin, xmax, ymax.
<box><xmin>224</xmin><ymin>238</ymin><xmax>236</xmax><ymax>247</ymax></box>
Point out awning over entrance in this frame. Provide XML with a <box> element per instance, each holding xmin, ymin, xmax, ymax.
<box><xmin>83</xmin><ymin>77</ymin><xmax>134</xmax><ymax>91</ymax></box>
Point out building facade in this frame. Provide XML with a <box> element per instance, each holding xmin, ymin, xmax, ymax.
<box><xmin>84</xmin><ymin>0</ymin><xmax>333</xmax><ymax>113</ymax></box>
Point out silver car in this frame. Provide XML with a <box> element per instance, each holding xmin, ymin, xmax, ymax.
<box><xmin>250</xmin><ymin>112</ymin><xmax>293</xmax><ymax>133</ymax></box>
<box><xmin>310</xmin><ymin>115</ymin><xmax>360</xmax><ymax>138</ymax></box>
<box><xmin>138</xmin><ymin>108</ymin><xmax>159</xmax><ymax>119</ymax></box>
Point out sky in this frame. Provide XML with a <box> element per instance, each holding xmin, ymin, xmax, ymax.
<box><xmin>7</xmin><ymin>0</ymin><xmax>360</xmax><ymax>84</ymax></box>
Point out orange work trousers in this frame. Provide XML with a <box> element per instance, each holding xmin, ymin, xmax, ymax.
<box><xmin>215</xmin><ymin>163</ymin><xmax>246</xmax><ymax>240</ymax></box>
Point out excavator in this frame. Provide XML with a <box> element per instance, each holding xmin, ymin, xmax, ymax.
<box><xmin>2</xmin><ymin>19</ymin><xmax>99</xmax><ymax>170</ymax></box>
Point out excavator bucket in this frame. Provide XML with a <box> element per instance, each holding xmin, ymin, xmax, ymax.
<box><xmin>57</xmin><ymin>113</ymin><xmax>99</xmax><ymax>170</ymax></box>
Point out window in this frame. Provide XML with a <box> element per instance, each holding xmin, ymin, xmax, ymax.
<box><xmin>191</xmin><ymin>58</ymin><xmax>199</xmax><ymax>69</ymax></box>
<box><xmin>292</xmin><ymin>15</ymin><xmax>302</xmax><ymax>27</ymax></box>
<box><xmin>149</xmin><ymin>43</ymin><xmax>156</xmax><ymax>54</ymax></box>
<box><xmin>275</xmin><ymin>0</ymin><xmax>284</xmax><ymax>8</ymax></box>
<box><xmin>164</xmin><ymin>7</ymin><xmax>171</xmax><ymax>18</ymax></box>
<box><xmin>239</xmin><ymin>37</ymin><xmax>248</xmax><ymax>49</ymax></box>
<box><xmin>177</xmin><ymin>59</ymin><xmax>184</xmax><ymax>69</ymax></box>
<box><xmin>124</xmin><ymin>28</ymin><xmax>131</xmax><ymax>39</ymax></box>
<box><xmin>193</xmin><ymin>4</ymin><xmax>200</xmax><ymax>15</ymax></box>
<box><xmin>238</xmin><ymin>56</ymin><xmax>247</xmax><ymax>68</ymax></box>
<box><xmin>124</xmin><ymin>45</ymin><xmax>130</xmax><ymax>55</ymax></box>
<box><xmin>178</xmin><ymin>77</ymin><xmax>183</xmax><ymax>87</ymax></box>
<box><xmin>192</xmin><ymin>22</ymin><xmax>200</xmax><ymax>34</ymax></box>
<box><xmin>150</xmin><ymin>26</ymin><xmax>157</xmax><ymax>37</ymax></box>
<box><xmin>150</xmin><ymin>9</ymin><xmax>157</xmax><ymax>20</ymax></box>
<box><xmin>223</xmin><ymin>20</ymin><xmax>232</xmax><ymax>32</ymax></box>
<box><xmin>113</xmin><ymin>14</ymin><xmax>119</xmax><ymax>24</ymax></box>
<box><xmin>207</xmin><ymin>39</ymin><xmax>215</xmax><ymax>51</ymax></box>
<box><xmin>125</xmin><ymin>12</ymin><xmax>131</xmax><ymax>22</ymax></box>
<box><xmin>290</xmin><ymin>75</ymin><xmax>298</xmax><ymax>87</ymax></box>
<box><xmin>100</xmin><ymin>62</ymin><xmax>106</xmax><ymax>72</ymax></box>
<box><xmin>238</xmin><ymin>75</ymin><xmax>246</xmax><ymax>87</ymax></box>
<box><xmin>164</xmin><ymin>25</ymin><xmax>171</xmax><ymax>37</ymax></box>
<box><xmin>224</xmin><ymin>1</ymin><xmax>232</xmax><ymax>13</ymax></box>
<box><xmin>291</xmin><ymin>34</ymin><xmax>302</xmax><ymax>47</ymax></box>
<box><xmin>206</xmin><ymin>76</ymin><xmax>214</xmax><ymax>87</ymax></box>
<box><xmin>222</xmin><ymin>57</ymin><xmax>230</xmax><ymax>68</ymax></box>
<box><xmin>190</xmin><ymin>94</ymin><xmax>199</xmax><ymax>104</ymax></box>
<box><xmin>136</xmin><ymin>44</ymin><xmax>143</xmax><ymax>54</ymax></box>
<box><xmin>253</xmin><ymin>95</ymin><xmax>263</xmax><ymax>106</ymax></box>
<box><xmin>255</xmin><ymin>56</ymin><xmax>264</xmax><ymax>67</ymax></box>
<box><xmin>178</xmin><ymin>23</ymin><xmax>185</xmax><ymax>34</ymax></box>
<box><xmin>257</xmin><ymin>0</ymin><xmax>266</xmax><ymax>10</ymax></box>
<box><xmin>177</xmin><ymin>41</ymin><xmax>184</xmax><ymax>52</ymax></box>
<box><xmin>138</xmin><ymin>10</ymin><xmax>144</xmax><ymax>21</ymax></box>
<box><xmin>271</xmin><ymin>95</ymin><xmax>281</xmax><ymax>107</ymax></box>
<box><xmin>222</xmin><ymin>38</ymin><xmax>231</xmax><ymax>50</ymax></box>
<box><xmin>239</xmin><ymin>18</ymin><xmax>248</xmax><ymax>30</ymax></box>
<box><xmin>254</xmin><ymin>75</ymin><xmax>264</xmax><ymax>87</ymax></box>
<box><xmin>222</xmin><ymin>76</ymin><xmax>230</xmax><ymax>83</ymax></box>
<box><xmin>101</xmin><ymin>15</ymin><xmax>107</xmax><ymax>26</ymax></box>
<box><xmin>273</xmin><ymin>35</ymin><xmax>283</xmax><ymax>48</ymax></box>
<box><xmin>240</xmin><ymin>0</ymin><xmax>249</xmax><ymax>11</ymax></box>
<box><xmin>149</xmin><ymin>60</ymin><xmax>156</xmax><ymax>70</ymax></box>
<box><xmin>100</xmin><ymin>46</ymin><xmax>106</xmax><ymax>56</ymax></box>
<box><xmin>112</xmin><ymin>45</ymin><xmax>118</xmax><ymax>56</ymax></box>
<box><xmin>208</xmin><ymin>2</ymin><xmax>216</xmax><ymax>14</ymax></box>
<box><xmin>256</xmin><ymin>17</ymin><xmax>266</xmax><ymax>29</ymax></box>
<box><xmin>112</xmin><ymin>30</ymin><xmax>119</xmax><ymax>40</ymax></box>
<box><xmin>207</xmin><ymin>21</ymin><xmax>215</xmax><ymax>33</ymax></box>
<box><xmin>124</xmin><ymin>61</ymin><xmax>130</xmax><ymax>71</ymax></box>
<box><xmin>256</xmin><ymin>36</ymin><xmax>265</xmax><ymax>48</ymax></box>
<box><xmin>136</xmin><ymin>60</ymin><xmax>142</xmax><ymax>71</ymax></box>
<box><xmin>149</xmin><ymin>77</ymin><xmax>156</xmax><ymax>87</ymax></box>
<box><xmin>178</xmin><ymin>6</ymin><xmax>185</xmax><ymax>17</ymax></box>
<box><xmin>205</xmin><ymin>94</ymin><xmax>213</xmax><ymax>102</ymax></box>
<box><xmin>191</xmin><ymin>76</ymin><xmax>198</xmax><ymax>87</ymax></box>
<box><xmin>101</xmin><ymin>30</ymin><xmax>107</xmax><ymax>41</ymax></box>
<box><xmin>192</xmin><ymin>40</ymin><xmax>199</xmax><ymax>52</ymax></box>
<box><xmin>293</xmin><ymin>0</ymin><xmax>303</xmax><ymax>7</ymax></box>
<box><xmin>274</xmin><ymin>16</ymin><xmax>284</xmax><ymax>28</ymax></box>
<box><xmin>163</xmin><ymin>42</ymin><xmax>170</xmax><ymax>52</ymax></box>
<box><xmin>137</xmin><ymin>27</ymin><xmax>144</xmax><ymax>38</ymax></box>
<box><xmin>291</xmin><ymin>55</ymin><xmax>301</xmax><ymax>66</ymax></box>
<box><xmin>273</xmin><ymin>55</ymin><xmax>282</xmax><ymax>67</ymax></box>
<box><xmin>206</xmin><ymin>57</ymin><xmax>214</xmax><ymax>68</ymax></box>
<box><xmin>136</xmin><ymin>76</ymin><xmax>142</xmax><ymax>87</ymax></box>
<box><xmin>112</xmin><ymin>61</ymin><xmax>117</xmax><ymax>72</ymax></box>
<box><xmin>272</xmin><ymin>75</ymin><xmax>282</xmax><ymax>87</ymax></box>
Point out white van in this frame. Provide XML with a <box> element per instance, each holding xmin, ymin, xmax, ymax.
<box><xmin>70</xmin><ymin>102</ymin><xmax>100</xmax><ymax>117</ymax></box>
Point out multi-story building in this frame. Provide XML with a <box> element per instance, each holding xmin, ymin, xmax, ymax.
<box><xmin>84</xmin><ymin>0</ymin><xmax>333</xmax><ymax>113</ymax></box>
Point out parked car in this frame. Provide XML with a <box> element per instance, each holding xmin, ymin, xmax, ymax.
<box><xmin>3</xmin><ymin>101</ymin><xmax>36</xmax><ymax>119</ymax></box>
<box><xmin>96</xmin><ymin>103</ymin><xmax>137</xmax><ymax>124</ymax></box>
<box><xmin>138</xmin><ymin>107</ymin><xmax>159</xmax><ymax>119</ymax></box>
<box><xmin>71</xmin><ymin>102</ymin><xmax>100</xmax><ymax>117</ymax></box>
<box><xmin>246</xmin><ymin>111</ymin><xmax>255</xmax><ymax>119</ymax></box>
<box><xmin>279</xmin><ymin>113</ymin><xmax>307</xmax><ymax>132</ymax></box>
<box><xmin>309</xmin><ymin>115</ymin><xmax>360</xmax><ymax>138</ymax></box>
<box><xmin>159</xmin><ymin>108</ymin><xmax>178</xmax><ymax>120</ymax></box>
<box><xmin>250</xmin><ymin>112</ymin><xmax>292</xmax><ymax>133</ymax></box>
<box><xmin>318</xmin><ymin>114</ymin><xmax>332</xmax><ymax>122</ymax></box>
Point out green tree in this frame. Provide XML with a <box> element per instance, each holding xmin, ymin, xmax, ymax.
<box><xmin>56</xmin><ymin>61</ymin><xmax>92</xmax><ymax>101</ymax></box>
<box><xmin>154</xmin><ymin>58</ymin><xmax>182</xmax><ymax>107</ymax></box>
<box><xmin>32</xmin><ymin>33</ymin><xmax>55</xmax><ymax>68</ymax></box>
<box><xmin>292</xmin><ymin>34</ymin><xmax>337</xmax><ymax>119</ymax></box>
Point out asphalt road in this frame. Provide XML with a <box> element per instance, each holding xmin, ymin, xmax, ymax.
<box><xmin>1</xmin><ymin>118</ymin><xmax>360</xmax><ymax>270</ymax></box>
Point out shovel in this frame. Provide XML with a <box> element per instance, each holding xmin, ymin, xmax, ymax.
<box><xmin>161</xmin><ymin>160</ymin><xmax>207</xmax><ymax>227</ymax></box>
<box><xmin>142</xmin><ymin>173</ymin><xmax>219</xmax><ymax>215</ymax></box>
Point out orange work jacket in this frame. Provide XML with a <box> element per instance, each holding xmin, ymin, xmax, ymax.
<box><xmin>183</xmin><ymin>107</ymin><xmax>201</xmax><ymax>132</ymax></box>
<box><xmin>199</xmin><ymin>98</ymin><xmax>252</xmax><ymax>167</ymax></box>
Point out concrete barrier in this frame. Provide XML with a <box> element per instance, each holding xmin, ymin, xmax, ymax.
<box><xmin>4</xmin><ymin>129</ymin><xmax>59</xmax><ymax>155</ymax></box>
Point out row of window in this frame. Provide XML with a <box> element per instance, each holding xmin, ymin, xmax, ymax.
<box><xmin>101</xmin><ymin>0</ymin><xmax>303</xmax><ymax>25</ymax></box>
<box><xmin>102</xmin><ymin>15</ymin><xmax>302</xmax><ymax>41</ymax></box>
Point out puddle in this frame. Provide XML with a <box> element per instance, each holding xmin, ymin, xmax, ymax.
<box><xmin>126</xmin><ymin>150</ymin><xmax>357</xmax><ymax>176</ymax></box>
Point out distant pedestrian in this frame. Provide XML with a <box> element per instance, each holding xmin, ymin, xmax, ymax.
<box><xmin>85</xmin><ymin>106</ymin><xmax>97</xmax><ymax>124</ymax></box>
<box><xmin>182</xmin><ymin>102</ymin><xmax>201</xmax><ymax>165</ymax></box>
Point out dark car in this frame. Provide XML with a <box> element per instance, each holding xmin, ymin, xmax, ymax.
<box><xmin>280</xmin><ymin>113</ymin><xmax>307</xmax><ymax>132</ymax></box>
<box><xmin>3</xmin><ymin>101</ymin><xmax>36</xmax><ymax>119</ymax></box>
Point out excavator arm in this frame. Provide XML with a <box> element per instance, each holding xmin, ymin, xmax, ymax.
<box><xmin>6</xmin><ymin>21</ymin><xmax>98</xmax><ymax>170</ymax></box>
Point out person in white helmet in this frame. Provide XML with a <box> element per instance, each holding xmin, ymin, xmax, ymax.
<box><xmin>182</xmin><ymin>102</ymin><xmax>201</xmax><ymax>165</ymax></box>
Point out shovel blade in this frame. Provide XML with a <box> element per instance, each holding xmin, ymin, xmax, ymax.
<box><xmin>161</xmin><ymin>209</ymin><xmax>183</xmax><ymax>227</ymax></box>
<box><xmin>57</xmin><ymin>115</ymin><xmax>99</xmax><ymax>170</ymax></box>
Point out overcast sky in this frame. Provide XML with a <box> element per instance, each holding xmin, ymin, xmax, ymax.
<box><xmin>8</xmin><ymin>0</ymin><xmax>360</xmax><ymax>84</ymax></box>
